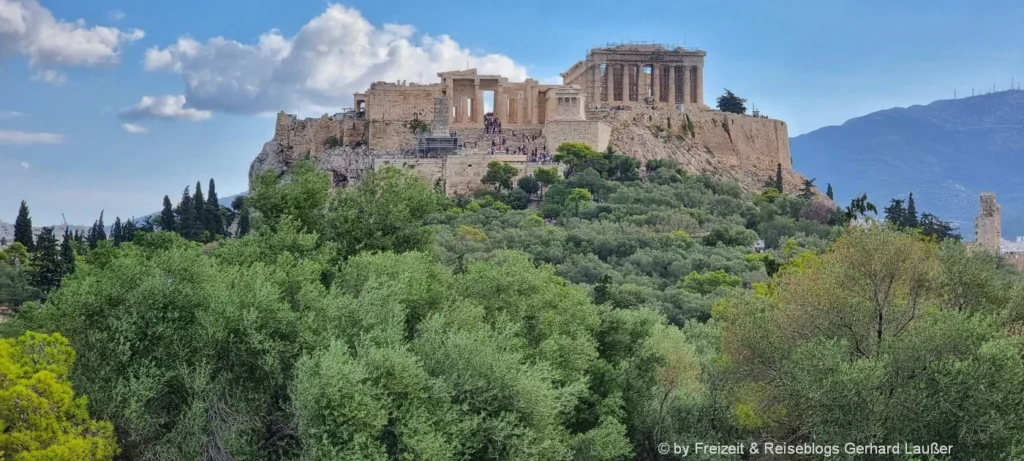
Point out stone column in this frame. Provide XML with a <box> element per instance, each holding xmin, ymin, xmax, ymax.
<box><xmin>652</xmin><ymin>64</ymin><xmax>661</xmax><ymax>103</ymax></box>
<box><xmin>605</xmin><ymin>64</ymin><xmax>613</xmax><ymax>102</ymax></box>
<box><xmin>592</xmin><ymin>64</ymin><xmax>601</xmax><ymax>106</ymax></box>
<box><xmin>681</xmin><ymin>65</ymin><xmax>690</xmax><ymax>108</ymax></box>
<box><xmin>495</xmin><ymin>85</ymin><xmax>505</xmax><ymax>122</ymax></box>
<box><xmin>620</xmin><ymin>64</ymin><xmax>629</xmax><ymax>102</ymax></box>
<box><xmin>695</xmin><ymin>65</ymin><xmax>704</xmax><ymax>105</ymax></box>
<box><xmin>472</xmin><ymin>80</ymin><xmax>481</xmax><ymax>123</ymax></box>
<box><xmin>667</xmin><ymin>65</ymin><xmax>676</xmax><ymax>106</ymax></box>
<box><xmin>446</xmin><ymin>80</ymin><xmax>455</xmax><ymax>119</ymax></box>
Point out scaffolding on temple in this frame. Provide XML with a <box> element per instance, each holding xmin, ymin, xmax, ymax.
<box><xmin>414</xmin><ymin>96</ymin><xmax>460</xmax><ymax>158</ymax></box>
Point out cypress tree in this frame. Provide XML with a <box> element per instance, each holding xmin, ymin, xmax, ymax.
<box><xmin>207</xmin><ymin>178</ymin><xmax>225</xmax><ymax>238</ymax></box>
<box><xmin>60</xmin><ymin>227</ymin><xmax>75</xmax><ymax>276</ymax></box>
<box><xmin>826</xmin><ymin>183</ymin><xmax>834</xmax><ymax>200</ymax></box>
<box><xmin>193</xmin><ymin>181</ymin><xmax>207</xmax><ymax>241</ymax></box>
<box><xmin>31</xmin><ymin>226</ymin><xmax>62</xmax><ymax>294</ymax></box>
<box><xmin>14</xmin><ymin>200</ymin><xmax>33</xmax><ymax>252</ymax></box>
<box><xmin>905</xmin><ymin>192</ymin><xmax>919</xmax><ymax>228</ymax></box>
<box><xmin>175</xmin><ymin>187</ymin><xmax>196</xmax><ymax>241</ymax></box>
<box><xmin>87</xmin><ymin>211</ymin><xmax>107</xmax><ymax>249</ymax></box>
<box><xmin>160</xmin><ymin>195</ymin><xmax>176</xmax><ymax>232</ymax></box>
<box><xmin>774</xmin><ymin>163</ymin><xmax>784</xmax><ymax>194</ymax></box>
<box><xmin>123</xmin><ymin>218</ymin><xmax>138</xmax><ymax>243</ymax></box>
<box><xmin>112</xmin><ymin>217</ymin><xmax>124</xmax><ymax>246</ymax></box>
<box><xmin>238</xmin><ymin>209</ymin><xmax>251</xmax><ymax>237</ymax></box>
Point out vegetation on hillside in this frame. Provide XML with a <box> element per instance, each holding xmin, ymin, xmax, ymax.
<box><xmin>1</xmin><ymin>141</ymin><xmax>1021</xmax><ymax>459</ymax></box>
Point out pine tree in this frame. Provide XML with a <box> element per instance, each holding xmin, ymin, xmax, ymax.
<box><xmin>31</xmin><ymin>226</ymin><xmax>62</xmax><ymax>294</ymax></box>
<box><xmin>175</xmin><ymin>187</ymin><xmax>196</xmax><ymax>240</ymax></box>
<box><xmin>87</xmin><ymin>211</ymin><xmax>107</xmax><ymax>249</ymax></box>
<box><xmin>884</xmin><ymin>199</ymin><xmax>907</xmax><ymax>228</ymax></box>
<box><xmin>826</xmin><ymin>183</ymin><xmax>834</xmax><ymax>200</ymax></box>
<box><xmin>60</xmin><ymin>227</ymin><xmax>75</xmax><ymax>276</ymax></box>
<box><xmin>799</xmin><ymin>178</ymin><xmax>817</xmax><ymax>199</ymax></box>
<box><xmin>238</xmin><ymin>209</ymin><xmax>251</xmax><ymax>237</ymax></box>
<box><xmin>775</xmin><ymin>163</ymin><xmax>784</xmax><ymax>194</ymax></box>
<box><xmin>112</xmin><ymin>217</ymin><xmax>124</xmax><ymax>246</ymax></box>
<box><xmin>905</xmin><ymin>192</ymin><xmax>919</xmax><ymax>228</ymax></box>
<box><xmin>122</xmin><ymin>218</ymin><xmax>137</xmax><ymax>243</ymax></box>
<box><xmin>160</xmin><ymin>195</ymin><xmax>176</xmax><ymax>232</ymax></box>
<box><xmin>207</xmin><ymin>178</ymin><xmax>225</xmax><ymax>238</ymax></box>
<box><xmin>14</xmin><ymin>200</ymin><xmax>33</xmax><ymax>252</ymax></box>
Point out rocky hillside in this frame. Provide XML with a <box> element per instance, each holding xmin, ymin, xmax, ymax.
<box><xmin>792</xmin><ymin>89</ymin><xmax>1024</xmax><ymax>237</ymax></box>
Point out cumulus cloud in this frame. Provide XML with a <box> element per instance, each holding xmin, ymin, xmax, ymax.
<box><xmin>121</xmin><ymin>122</ymin><xmax>148</xmax><ymax>133</ymax></box>
<box><xmin>0</xmin><ymin>0</ymin><xmax>144</xmax><ymax>68</ymax></box>
<box><xmin>31</xmin><ymin>69</ymin><xmax>66</xmax><ymax>85</ymax></box>
<box><xmin>20</xmin><ymin>161</ymin><xmax>30</xmax><ymax>169</ymax></box>
<box><xmin>142</xmin><ymin>3</ymin><xmax>528</xmax><ymax>114</ymax></box>
<box><xmin>119</xmin><ymin>95</ymin><xmax>212</xmax><ymax>121</ymax></box>
<box><xmin>0</xmin><ymin>130</ymin><xmax>64</xmax><ymax>144</ymax></box>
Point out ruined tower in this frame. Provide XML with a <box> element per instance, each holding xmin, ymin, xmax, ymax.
<box><xmin>975</xmin><ymin>192</ymin><xmax>1001</xmax><ymax>253</ymax></box>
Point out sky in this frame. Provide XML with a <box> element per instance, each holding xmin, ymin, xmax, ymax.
<box><xmin>4</xmin><ymin>0</ymin><xmax>1024</xmax><ymax>225</ymax></box>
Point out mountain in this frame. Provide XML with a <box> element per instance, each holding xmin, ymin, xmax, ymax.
<box><xmin>791</xmin><ymin>89</ymin><xmax>1024</xmax><ymax>238</ymax></box>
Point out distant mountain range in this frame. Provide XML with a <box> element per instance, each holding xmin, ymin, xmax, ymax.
<box><xmin>0</xmin><ymin>193</ymin><xmax>246</xmax><ymax>244</ymax></box>
<box><xmin>791</xmin><ymin>89</ymin><xmax>1024</xmax><ymax>238</ymax></box>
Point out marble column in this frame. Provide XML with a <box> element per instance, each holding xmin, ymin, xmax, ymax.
<box><xmin>605</xmin><ymin>65</ymin><xmax>613</xmax><ymax>102</ymax></box>
<box><xmin>667</xmin><ymin>65</ymin><xmax>676</xmax><ymax>107</ymax></box>
<box><xmin>681</xmin><ymin>65</ymin><xmax>690</xmax><ymax>108</ymax></box>
<box><xmin>620</xmin><ymin>64</ymin><xmax>629</xmax><ymax>102</ymax></box>
<box><xmin>652</xmin><ymin>64</ymin><xmax>661</xmax><ymax>103</ymax></box>
<box><xmin>593</xmin><ymin>65</ymin><xmax>601</xmax><ymax>106</ymax></box>
<box><xmin>495</xmin><ymin>85</ymin><xmax>505</xmax><ymax>122</ymax></box>
<box><xmin>695</xmin><ymin>65</ymin><xmax>704</xmax><ymax>105</ymax></box>
<box><xmin>472</xmin><ymin>80</ymin><xmax>481</xmax><ymax>123</ymax></box>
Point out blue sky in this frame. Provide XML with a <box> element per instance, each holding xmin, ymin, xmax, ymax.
<box><xmin>4</xmin><ymin>0</ymin><xmax>1024</xmax><ymax>225</ymax></box>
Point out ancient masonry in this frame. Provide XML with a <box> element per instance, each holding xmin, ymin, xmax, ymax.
<box><xmin>970</xmin><ymin>192</ymin><xmax>1024</xmax><ymax>270</ymax></box>
<box><xmin>250</xmin><ymin>42</ymin><xmax>796</xmax><ymax>196</ymax></box>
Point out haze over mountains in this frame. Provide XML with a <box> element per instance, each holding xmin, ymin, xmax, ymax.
<box><xmin>792</xmin><ymin>89</ymin><xmax>1024</xmax><ymax>238</ymax></box>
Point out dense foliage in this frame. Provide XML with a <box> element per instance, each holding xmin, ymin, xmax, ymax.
<box><xmin>3</xmin><ymin>147</ymin><xmax>1023</xmax><ymax>459</ymax></box>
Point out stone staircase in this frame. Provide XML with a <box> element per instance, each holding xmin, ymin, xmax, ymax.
<box><xmin>450</xmin><ymin>127</ymin><xmax>548</xmax><ymax>157</ymax></box>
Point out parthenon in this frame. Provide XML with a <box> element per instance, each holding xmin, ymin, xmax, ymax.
<box><xmin>561</xmin><ymin>43</ymin><xmax>706</xmax><ymax>109</ymax></box>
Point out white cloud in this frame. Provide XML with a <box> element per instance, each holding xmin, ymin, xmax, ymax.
<box><xmin>108</xmin><ymin>10</ymin><xmax>125</xmax><ymax>21</ymax></box>
<box><xmin>142</xmin><ymin>3</ymin><xmax>528</xmax><ymax>114</ymax></box>
<box><xmin>119</xmin><ymin>95</ymin><xmax>212</xmax><ymax>121</ymax></box>
<box><xmin>31</xmin><ymin>69</ymin><xmax>66</xmax><ymax>85</ymax></box>
<box><xmin>0</xmin><ymin>0</ymin><xmax>144</xmax><ymax>68</ymax></box>
<box><xmin>120</xmin><ymin>122</ymin><xmax>148</xmax><ymax>133</ymax></box>
<box><xmin>0</xmin><ymin>111</ymin><xmax>24</xmax><ymax>118</ymax></box>
<box><xmin>19</xmin><ymin>161</ymin><xmax>30</xmax><ymax>169</ymax></box>
<box><xmin>0</xmin><ymin>130</ymin><xmax>64</xmax><ymax>144</ymax></box>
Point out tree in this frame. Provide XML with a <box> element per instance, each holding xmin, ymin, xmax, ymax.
<box><xmin>774</xmin><ymin>163</ymin><xmax>784</xmax><ymax>194</ymax></box>
<box><xmin>680</xmin><ymin>269</ymin><xmax>742</xmax><ymax>295</ymax></box>
<box><xmin>193</xmin><ymin>181</ymin><xmax>208</xmax><ymax>241</ymax></box>
<box><xmin>122</xmin><ymin>218</ymin><xmax>138</xmax><ymax>243</ymax></box>
<box><xmin>175</xmin><ymin>187</ymin><xmax>196</xmax><ymax>240</ymax></box>
<box><xmin>799</xmin><ymin>178</ymin><xmax>816</xmax><ymax>199</ymax></box>
<box><xmin>60</xmin><ymin>227</ymin><xmax>75</xmax><ymax>276</ymax></box>
<box><xmin>207</xmin><ymin>178</ymin><xmax>226</xmax><ymax>238</ymax></box>
<box><xmin>905</xmin><ymin>192</ymin><xmax>919</xmax><ymax>228</ymax></box>
<box><xmin>231</xmin><ymin>195</ymin><xmax>246</xmax><ymax>212</ymax></box>
<box><xmin>517</xmin><ymin>175</ymin><xmax>540</xmax><ymax>196</ymax></box>
<box><xmin>826</xmin><ymin>183</ymin><xmax>834</xmax><ymax>200</ymax></box>
<box><xmin>238</xmin><ymin>209</ymin><xmax>251</xmax><ymax>238</ymax></box>
<box><xmin>883</xmin><ymin>198</ymin><xmax>906</xmax><ymax>228</ymax></box>
<box><xmin>112</xmin><ymin>217</ymin><xmax>124</xmax><ymax>246</ymax></box>
<box><xmin>845</xmin><ymin>193</ymin><xmax>877</xmax><ymax>222</ymax></box>
<box><xmin>31</xmin><ymin>226</ymin><xmax>63</xmax><ymax>294</ymax></box>
<box><xmin>604</xmin><ymin>149</ymin><xmax>641</xmax><ymax>182</ymax></box>
<box><xmin>14</xmin><ymin>200</ymin><xmax>33</xmax><ymax>252</ymax></box>
<box><xmin>159</xmin><ymin>195</ymin><xmax>176</xmax><ymax>232</ymax></box>
<box><xmin>715</xmin><ymin>89</ymin><xmax>747</xmax><ymax>114</ymax></box>
<box><xmin>481</xmin><ymin>161</ymin><xmax>518</xmax><ymax>192</ymax></box>
<box><xmin>504</xmin><ymin>188</ymin><xmax>530</xmax><ymax>210</ymax></box>
<box><xmin>553</xmin><ymin>142</ymin><xmax>607</xmax><ymax>178</ymax></box>
<box><xmin>919</xmin><ymin>213</ymin><xmax>960</xmax><ymax>242</ymax></box>
<box><xmin>567</xmin><ymin>187</ymin><xmax>593</xmax><ymax>217</ymax></box>
<box><xmin>534</xmin><ymin>167</ymin><xmax>561</xmax><ymax>198</ymax></box>
<box><xmin>0</xmin><ymin>332</ymin><xmax>119</xmax><ymax>460</ymax></box>
<box><xmin>87</xmin><ymin>211</ymin><xmax>107</xmax><ymax>249</ymax></box>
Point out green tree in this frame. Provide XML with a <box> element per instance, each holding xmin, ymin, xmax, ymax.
<box><xmin>535</xmin><ymin>166</ymin><xmax>561</xmax><ymax>198</ymax></box>
<box><xmin>826</xmin><ymin>183</ymin><xmax>834</xmax><ymax>200</ymax></box>
<box><xmin>799</xmin><ymin>177</ymin><xmax>816</xmax><ymax>199</ymax></box>
<box><xmin>60</xmin><ymin>227</ymin><xmax>75</xmax><ymax>276</ymax></box>
<box><xmin>680</xmin><ymin>269</ymin><xmax>742</xmax><ymax>295</ymax></box>
<box><xmin>207</xmin><ymin>178</ymin><xmax>225</xmax><ymax>237</ymax></box>
<box><xmin>193</xmin><ymin>181</ymin><xmax>207</xmax><ymax>241</ymax></box>
<box><xmin>159</xmin><ymin>195</ymin><xmax>176</xmax><ymax>232</ymax></box>
<box><xmin>883</xmin><ymin>198</ymin><xmax>906</xmax><ymax>228</ymax></box>
<box><xmin>87</xmin><ymin>211</ymin><xmax>106</xmax><ymax>250</ymax></box>
<box><xmin>774</xmin><ymin>163</ymin><xmax>784</xmax><ymax>193</ymax></box>
<box><xmin>716</xmin><ymin>88</ymin><xmax>747</xmax><ymax>114</ymax></box>
<box><xmin>14</xmin><ymin>200</ymin><xmax>33</xmax><ymax>252</ymax></box>
<box><xmin>111</xmin><ymin>217</ymin><xmax>124</xmax><ymax>246</ymax></box>
<box><xmin>0</xmin><ymin>262</ymin><xmax>42</xmax><ymax>307</ymax></box>
<box><xmin>31</xmin><ymin>226</ymin><xmax>63</xmax><ymax>295</ymax></box>
<box><xmin>553</xmin><ymin>142</ymin><xmax>607</xmax><ymax>178</ymax></box>
<box><xmin>481</xmin><ymin>161</ymin><xmax>518</xmax><ymax>192</ymax></box>
<box><xmin>905</xmin><ymin>191</ymin><xmax>919</xmax><ymax>228</ymax></box>
<box><xmin>517</xmin><ymin>175</ymin><xmax>540</xmax><ymax>196</ymax></box>
<box><xmin>844</xmin><ymin>193</ymin><xmax>877</xmax><ymax>222</ymax></box>
<box><xmin>567</xmin><ymin>187</ymin><xmax>593</xmax><ymax>217</ymax></box>
<box><xmin>175</xmin><ymin>187</ymin><xmax>196</xmax><ymax>240</ymax></box>
<box><xmin>919</xmin><ymin>212</ymin><xmax>960</xmax><ymax>242</ymax></box>
<box><xmin>504</xmin><ymin>188</ymin><xmax>530</xmax><ymax>210</ymax></box>
<box><xmin>238</xmin><ymin>209</ymin><xmax>251</xmax><ymax>237</ymax></box>
<box><xmin>122</xmin><ymin>218</ymin><xmax>137</xmax><ymax>243</ymax></box>
<box><xmin>0</xmin><ymin>332</ymin><xmax>120</xmax><ymax>460</ymax></box>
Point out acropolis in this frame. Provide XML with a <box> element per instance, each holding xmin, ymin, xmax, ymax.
<box><xmin>251</xmin><ymin>42</ymin><xmax>804</xmax><ymax>196</ymax></box>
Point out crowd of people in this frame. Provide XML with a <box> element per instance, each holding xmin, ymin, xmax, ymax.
<box><xmin>484</xmin><ymin>113</ymin><xmax>502</xmax><ymax>134</ymax></box>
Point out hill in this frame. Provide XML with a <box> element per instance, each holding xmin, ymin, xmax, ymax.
<box><xmin>791</xmin><ymin>89</ymin><xmax>1024</xmax><ymax>237</ymax></box>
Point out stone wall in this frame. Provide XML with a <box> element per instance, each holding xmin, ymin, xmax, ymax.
<box><xmin>366</xmin><ymin>84</ymin><xmax>442</xmax><ymax>121</ymax></box>
<box><xmin>368</xmin><ymin>120</ymin><xmax>418</xmax><ymax>152</ymax></box>
<box><xmin>372</xmin><ymin>154</ymin><xmax>563</xmax><ymax>196</ymax></box>
<box><xmin>273</xmin><ymin>113</ymin><xmax>368</xmax><ymax>158</ymax></box>
<box><xmin>543</xmin><ymin>120</ymin><xmax>611</xmax><ymax>153</ymax></box>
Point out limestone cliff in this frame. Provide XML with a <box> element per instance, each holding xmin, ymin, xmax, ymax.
<box><xmin>605</xmin><ymin>107</ymin><xmax>818</xmax><ymax>196</ymax></box>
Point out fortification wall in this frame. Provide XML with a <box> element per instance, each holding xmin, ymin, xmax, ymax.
<box><xmin>544</xmin><ymin>120</ymin><xmax>611</xmax><ymax>153</ymax></box>
<box><xmin>273</xmin><ymin>113</ymin><xmax>369</xmax><ymax>158</ymax></box>
<box><xmin>366</xmin><ymin>85</ymin><xmax>442</xmax><ymax>120</ymax></box>
<box><xmin>369</xmin><ymin>120</ymin><xmax>418</xmax><ymax>152</ymax></box>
